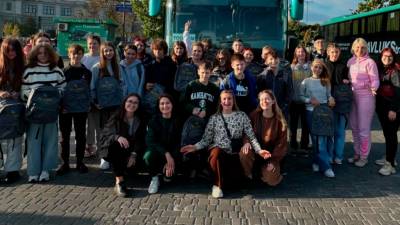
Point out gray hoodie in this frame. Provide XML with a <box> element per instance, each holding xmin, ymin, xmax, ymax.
<box><xmin>120</xmin><ymin>59</ymin><xmax>145</xmax><ymax>97</ymax></box>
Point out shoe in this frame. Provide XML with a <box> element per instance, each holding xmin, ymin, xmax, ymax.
<box><xmin>379</xmin><ymin>162</ymin><xmax>396</xmax><ymax>176</ymax></box>
<box><xmin>77</xmin><ymin>163</ymin><xmax>89</xmax><ymax>173</ymax></box>
<box><xmin>100</xmin><ymin>158</ymin><xmax>110</xmax><ymax>170</ymax></box>
<box><xmin>334</xmin><ymin>158</ymin><xmax>343</xmax><ymax>165</ymax></box>
<box><xmin>355</xmin><ymin>159</ymin><xmax>368</xmax><ymax>167</ymax></box>
<box><xmin>39</xmin><ymin>171</ymin><xmax>50</xmax><ymax>182</ymax></box>
<box><xmin>148</xmin><ymin>176</ymin><xmax>160</xmax><ymax>194</ymax></box>
<box><xmin>114</xmin><ymin>181</ymin><xmax>128</xmax><ymax>197</ymax></box>
<box><xmin>163</xmin><ymin>176</ymin><xmax>172</xmax><ymax>183</ymax></box>
<box><xmin>211</xmin><ymin>185</ymin><xmax>223</xmax><ymax>198</ymax></box>
<box><xmin>84</xmin><ymin>145</ymin><xmax>96</xmax><ymax>158</ymax></box>
<box><xmin>347</xmin><ymin>156</ymin><xmax>359</xmax><ymax>164</ymax></box>
<box><xmin>324</xmin><ymin>169</ymin><xmax>335</xmax><ymax>178</ymax></box>
<box><xmin>28</xmin><ymin>176</ymin><xmax>38</xmax><ymax>183</ymax></box>
<box><xmin>375</xmin><ymin>156</ymin><xmax>397</xmax><ymax>166</ymax></box>
<box><xmin>312</xmin><ymin>163</ymin><xmax>319</xmax><ymax>172</ymax></box>
<box><xmin>56</xmin><ymin>164</ymin><xmax>70</xmax><ymax>176</ymax></box>
<box><xmin>4</xmin><ymin>171</ymin><xmax>21</xmax><ymax>184</ymax></box>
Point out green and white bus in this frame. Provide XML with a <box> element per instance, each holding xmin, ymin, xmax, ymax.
<box><xmin>148</xmin><ymin>0</ymin><xmax>304</xmax><ymax>57</ymax></box>
<box><xmin>321</xmin><ymin>4</ymin><xmax>400</xmax><ymax>60</ymax></box>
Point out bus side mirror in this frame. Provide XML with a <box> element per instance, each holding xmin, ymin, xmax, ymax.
<box><xmin>290</xmin><ymin>0</ymin><xmax>304</xmax><ymax>20</ymax></box>
<box><xmin>149</xmin><ymin>0</ymin><xmax>161</xmax><ymax>16</ymax></box>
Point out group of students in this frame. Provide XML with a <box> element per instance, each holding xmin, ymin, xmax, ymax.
<box><xmin>0</xmin><ymin>31</ymin><xmax>399</xmax><ymax>199</ymax></box>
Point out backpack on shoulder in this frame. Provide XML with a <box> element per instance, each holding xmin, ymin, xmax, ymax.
<box><xmin>26</xmin><ymin>85</ymin><xmax>61</xmax><ymax>124</ymax></box>
<box><xmin>96</xmin><ymin>76</ymin><xmax>123</xmax><ymax>109</ymax></box>
<box><xmin>142</xmin><ymin>83</ymin><xmax>165</xmax><ymax>114</ymax></box>
<box><xmin>174</xmin><ymin>63</ymin><xmax>198</xmax><ymax>92</ymax></box>
<box><xmin>332</xmin><ymin>84</ymin><xmax>353</xmax><ymax>114</ymax></box>
<box><xmin>311</xmin><ymin>104</ymin><xmax>334</xmax><ymax>136</ymax></box>
<box><xmin>0</xmin><ymin>98</ymin><xmax>25</xmax><ymax>139</ymax></box>
<box><xmin>63</xmin><ymin>79</ymin><xmax>91</xmax><ymax>113</ymax></box>
<box><xmin>181</xmin><ymin>116</ymin><xmax>207</xmax><ymax>147</ymax></box>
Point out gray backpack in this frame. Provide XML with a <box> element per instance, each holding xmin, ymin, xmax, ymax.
<box><xmin>26</xmin><ymin>85</ymin><xmax>61</xmax><ymax>123</ymax></box>
<box><xmin>311</xmin><ymin>105</ymin><xmax>334</xmax><ymax>136</ymax></box>
<box><xmin>63</xmin><ymin>79</ymin><xmax>90</xmax><ymax>113</ymax></box>
<box><xmin>174</xmin><ymin>63</ymin><xmax>198</xmax><ymax>92</ymax></box>
<box><xmin>181</xmin><ymin>116</ymin><xmax>207</xmax><ymax>147</ymax></box>
<box><xmin>142</xmin><ymin>84</ymin><xmax>165</xmax><ymax>114</ymax></box>
<box><xmin>96</xmin><ymin>76</ymin><xmax>123</xmax><ymax>109</ymax></box>
<box><xmin>0</xmin><ymin>98</ymin><xmax>25</xmax><ymax>139</ymax></box>
<box><xmin>333</xmin><ymin>84</ymin><xmax>353</xmax><ymax>114</ymax></box>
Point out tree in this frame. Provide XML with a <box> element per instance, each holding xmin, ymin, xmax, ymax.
<box><xmin>19</xmin><ymin>17</ymin><xmax>37</xmax><ymax>37</ymax></box>
<box><xmin>288</xmin><ymin>20</ymin><xmax>321</xmax><ymax>46</ymax></box>
<box><xmin>131</xmin><ymin>0</ymin><xmax>165</xmax><ymax>38</ymax></box>
<box><xmin>2</xmin><ymin>22</ymin><xmax>20</xmax><ymax>37</ymax></box>
<box><xmin>353</xmin><ymin>0</ymin><xmax>400</xmax><ymax>13</ymax></box>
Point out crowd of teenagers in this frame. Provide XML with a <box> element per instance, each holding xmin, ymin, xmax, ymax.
<box><xmin>0</xmin><ymin>30</ymin><xmax>399</xmax><ymax>199</ymax></box>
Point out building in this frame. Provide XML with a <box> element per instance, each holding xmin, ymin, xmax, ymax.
<box><xmin>0</xmin><ymin>0</ymin><xmax>87</xmax><ymax>36</ymax></box>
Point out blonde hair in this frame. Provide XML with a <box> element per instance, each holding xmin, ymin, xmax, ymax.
<box><xmin>216</xmin><ymin>90</ymin><xmax>240</xmax><ymax>113</ymax></box>
<box><xmin>351</xmin><ymin>38</ymin><xmax>368</xmax><ymax>55</ymax></box>
<box><xmin>311</xmin><ymin>59</ymin><xmax>331</xmax><ymax>87</ymax></box>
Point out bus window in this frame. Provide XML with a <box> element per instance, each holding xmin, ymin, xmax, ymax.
<box><xmin>387</xmin><ymin>11</ymin><xmax>400</xmax><ymax>31</ymax></box>
<box><xmin>353</xmin><ymin>20</ymin><xmax>359</xmax><ymax>35</ymax></box>
<box><xmin>367</xmin><ymin>15</ymin><xmax>382</xmax><ymax>33</ymax></box>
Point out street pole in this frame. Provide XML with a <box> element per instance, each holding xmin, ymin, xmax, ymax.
<box><xmin>122</xmin><ymin>1</ymin><xmax>126</xmax><ymax>42</ymax></box>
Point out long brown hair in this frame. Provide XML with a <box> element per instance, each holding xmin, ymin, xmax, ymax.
<box><xmin>254</xmin><ymin>90</ymin><xmax>287</xmax><ymax>132</ymax></box>
<box><xmin>99</xmin><ymin>41</ymin><xmax>120</xmax><ymax>79</ymax></box>
<box><xmin>0</xmin><ymin>38</ymin><xmax>25</xmax><ymax>91</ymax></box>
<box><xmin>26</xmin><ymin>44</ymin><xmax>59</xmax><ymax>70</ymax></box>
<box><xmin>119</xmin><ymin>93</ymin><xmax>141</xmax><ymax>121</ymax></box>
<box><xmin>171</xmin><ymin>41</ymin><xmax>188</xmax><ymax>64</ymax></box>
<box><xmin>216</xmin><ymin>90</ymin><xmax>239</xmax><ymax>113</ymax></box>
<box><xmin>311</xmin><ymin>59</ymin><xmax>331</xmax><ymax>87</ymax></box>
<box><xmin>291</xmin><ymin>45</ymin><xmax>309</xmax><ymax>65</ymax></box>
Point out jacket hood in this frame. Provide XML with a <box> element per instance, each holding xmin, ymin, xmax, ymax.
<box><xmin>120</xmin><ymin>59</ymin><xmax>141</xmax><ymax>69</ymax></box>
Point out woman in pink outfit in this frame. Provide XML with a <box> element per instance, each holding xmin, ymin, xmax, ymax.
<box><xmin>347</xmin><ymin>38</ymin><xmax>380</xmax><ymax>167</ymax></box>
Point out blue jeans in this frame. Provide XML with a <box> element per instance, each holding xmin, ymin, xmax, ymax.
<box><xmin>332</xmin><ymin>113</ymin><xmax>347</xmax><ymax>161</ymax></box>
<box><xmin>306</xmin><ymin>110</ymin><xmax>332</xmax><ymax>172</ymax></box>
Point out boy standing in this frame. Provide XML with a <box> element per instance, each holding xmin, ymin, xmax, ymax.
<box><xmin>57</xmin><ymin>44</ymin><xmax>92</xmax><ymax>175</ymax></box>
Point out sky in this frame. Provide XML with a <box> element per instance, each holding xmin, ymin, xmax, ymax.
<box><xmin>305</xmin><ymin>0</ymin><xmax>363</xmax><ymax>24</ymax></box>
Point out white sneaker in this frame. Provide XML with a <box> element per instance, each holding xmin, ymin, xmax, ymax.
<box><xmin>324</xmin><ymin>169</ymin><xmax>335</xmax><ymax>178</ymax></box>
<box><xmin>355</xmin><ymin>159</ymin><xmax>368</xmax><ymax>167</ymax></box>
<box><xmin>28</xmin><ymin>175</ymin><xmax>38</xmax><ymax>183</ymax></box>
<box><xmin>148</xmin><ymin>176</ymin><xmax>160</xmax><ymax>194</ymax></box>
<box><xmin>334</xmin><ymin>158</ymin><xmax>343</xmax><ymax>165</ymax></box>
<box><xmin>379</xmin><ymin>162</ymin><xmax>396</xmax><ymax>176</ymax></box>
<box><xmin>39</xmin><ymin>171</ymin><xmax>49</xmax><ymax>182</ymax></box>
<box><xmin>211</xmin><ymin>185</ymin><xmax>223</xmax><ymax>198</ymax></box>
<box><xmin>312</xmin><ymin>164</ymin><xmax>319</xmax><ymax>172</ymax></box>
<box><xmin>100</xmin><ymin>158</ymin><xmax>110</xmax><ymax>170</ymax></box>
<box><xmin>375</xmin><ymin>156</ymin><xmax>397</xmax><ymax>166</ymax></box>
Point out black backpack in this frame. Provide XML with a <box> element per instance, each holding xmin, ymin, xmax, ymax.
<box><xmin>142</xmin><ymin>84</ymin><xmax>165</xmax><ymax>114</ymax></box>
<box><xmin>26</xmin><ymin>85</ymin><xmax>61</xmax><ymax>123</ymax></box>
<box><xmin>174</xmin><ymin>63</ymin><xmax>198</xmax><ymax>92</ymax></box>
<box><xmin>333</xmin><ymin>84</ymin><xmax>353</xmax><ymax>114</ymax></box>
<box><xmin>63</xmin><ymin>79</ymin><xmax>90</xmax><ymax>113</ymax></box>
<box><xmin>96</xmin><ymin>76</ymin><xmax>123</xmax><ymax>109</ymax></box>
<box><xmin>0</xmin><ymin>98</ymin><xmax>25</xmax><ymax>139</ymax></box>
<box><xmin>311</xmin><ymin>105</ymin><xmax>334</xmax><ymax>136</ymax></box>
<box><xmin>180</xmin><ymin>116</ymin><xmax>207</xmax><ymax>147</ymax></box>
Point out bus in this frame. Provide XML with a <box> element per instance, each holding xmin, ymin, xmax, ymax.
<box><xmin>148</xmin><ymin>0</ymin><xmax>304</xmax><ymax>58</ymax></box>
<box><xmin>321</xmin><ymin>4</ymin><xmax>400</xmax><ymax>60</ymax></box>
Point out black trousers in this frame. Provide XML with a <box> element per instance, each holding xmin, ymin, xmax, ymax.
<box><xmin>107</xmin><ymin>141</ymin><xmax>132</xmax><ymax>177</ymax></box>
<box><xmin>289</xmin><ymin>102</ymin><xmax>310</xmax><ymax>148</ymax></box>
<box><xmin>59</xmin><ymin>112</ymin><xmax>88</xmax><ymax>165</ymax></box>
<box><xmin>377</xmin><ymin>108</ymin><xmax>400</xmax><ymax>167</ymax></box>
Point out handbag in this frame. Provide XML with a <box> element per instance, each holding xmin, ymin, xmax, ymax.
<box><xmin>220</xmin><ymin>114</ymin><xmax>242</xmax><ymax>153</ymax></box>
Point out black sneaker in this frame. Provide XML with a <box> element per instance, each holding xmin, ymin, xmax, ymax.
<box><xmin>114</xmin><ymin>181</ymin><xmax>128</xmax><ymax>197</ymax></box>
<box><xmin>56</xmin><ymin>164</ymin><xmax>70</xmax><ymax>176</ymax></box>
<box><xmin>4</xmin><ymin>171</ymin><xmax>21</xmax><ymax>184</ymax></box>
<box><xmin>77</xmin><ymin>163</ymin><xmax>89</xmax><ymax>173</ymax></box>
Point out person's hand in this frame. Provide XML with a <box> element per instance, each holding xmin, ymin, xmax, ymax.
<box><xmin>0</xmin><ymin>91</ymin><xmax>11</xmax><ymax>98</ymax></box>
<box><xmin>388</xmin><ymin>110</ymin><xmax>397</xmax><ymax>121</ymax></box>
<box><xmin>371</xmin><ymin>87</ymin><xmax>377</xmax><ymax>96</ymax></box>
<box><xmin>184</xmin><ymin>20</ymin><xmax>192</xmax><ymax>32</ymax></box>
<box><xmin>117</xmin><ymin>136</ymin><xmax>130</xmax><ymax>149</ymax></box>
<box><xmin>342</xmin><ymin>79</ymin><xmax>350</xmax><ymax>84</ymax></box>
<box><xmin>198</xmin><ymin>110</ymin><xmax>206</xmax><ymax>118</ymax></box>
<box><xmin>164</xmin><ymin>152</ymin><xmax>175</xmax><ymax>177</ymax></box>
<box><xmin>146</xmin><ymin>83</ymin><xmax>155</xmax><ymax>91</ymax></box>
<box><xmin>258</xmin><ymin>150</ymin><xmax>271</xmax><ymax>159</ymax></box>
<box><xmin>310</xmin><ymin>97</ymin><xmax>320</xmax><ymax>106</ymax></box>
<box><xmin>127</xmin><ymin>154</ymin><xmax>136</xmax><ymax>168</ymax></box>
<box><xmin>328</xmin><ymin>96</ymin><xmax>335</xmax><ymax>107</ymax></box>
<box><xmin>241</xmin><ymin>143</ymin><xmax>252</xmax><ymax>155</ymax></box>
<box><xmin>180</xmin><ymin>145</ymin><xmax>197</xmax><ymax>155</ymax></box>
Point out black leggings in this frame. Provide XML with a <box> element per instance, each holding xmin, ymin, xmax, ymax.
<box><xmin>107</xmin><ymin>141</ymin><xmax>132</xmax><ymax>177</ymax></box>
<box><xmin>377</xmin><ymin>109</ymin><xmax>400</xmax><ymax>167</ymax></box>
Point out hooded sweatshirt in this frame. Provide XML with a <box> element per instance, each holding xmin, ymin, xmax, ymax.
<box><xmin>347</xmin><ymin>55</ymin><xmax>379</xmax><ymax>92</ymax></box>
<box><xmin>120</xmin><ymin>59</ymin><xmax>145</xmax><ymax>97</ymax></box>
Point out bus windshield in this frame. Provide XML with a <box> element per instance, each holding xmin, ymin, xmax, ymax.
<box><xmin>170</xmin><ymin>0</ymin><xmax>282</xmax><ymax>49</ymax></box>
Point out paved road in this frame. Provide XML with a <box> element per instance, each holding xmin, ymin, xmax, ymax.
<box><xmin>0</xmin><ymin>116</ymin><xmax>399</xmax><ymax>225</ymax></box>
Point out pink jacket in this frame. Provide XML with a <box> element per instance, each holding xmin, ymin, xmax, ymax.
<box><xmin>347</xmin><ymin>55</ymin><xmax>380</xmax><ymax>91</ymax></box>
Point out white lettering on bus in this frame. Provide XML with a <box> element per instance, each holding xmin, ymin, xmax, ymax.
<box><xmin>368</xmin><ymin>41</ymin><xmax>400</xmax><ymax>54</ymax></box>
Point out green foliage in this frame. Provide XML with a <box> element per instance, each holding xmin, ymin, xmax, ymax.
<box><xmin>288</xmin><ymin>20</ymin><xmax>321</xmax><ymax>46</ymax></box>
<box><xmin>353</xmin><ymin>0</ymin><xmax>400</xmax><ymax>13</ymax></box>
<box><xmin>131</xmin><ymin>0</ymin><xmax>165</xmax><ymax>38</ymax></box>
<box><xmin>19</xmin><ymin>17</ymin><xmax>37</xmax><ymax>37</ymax></box>
<box><xmin>2</xmin><ymin>22</ymin><xmax>20</xmax><ymax>37</ymax></box>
